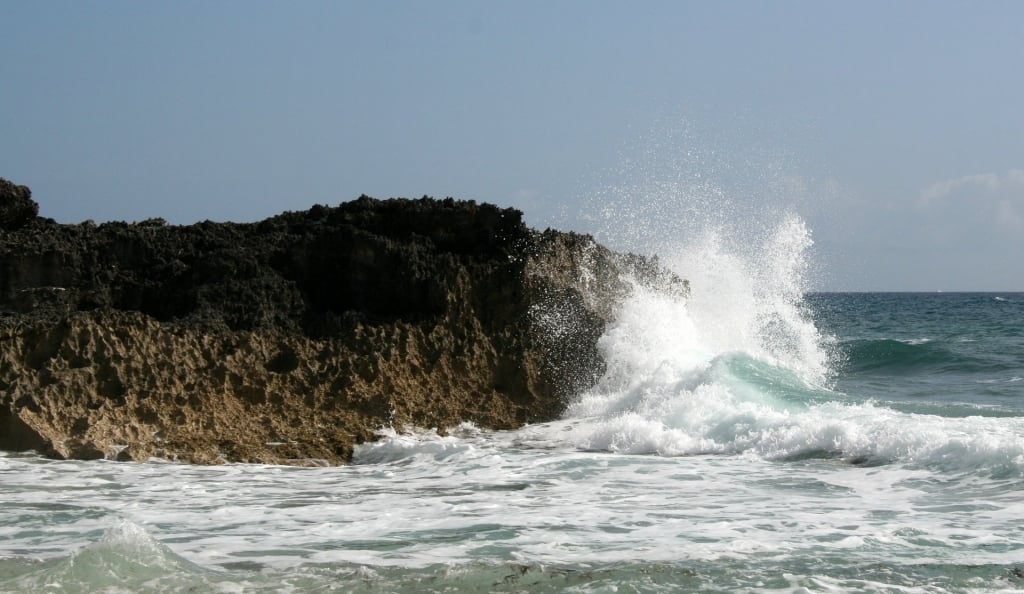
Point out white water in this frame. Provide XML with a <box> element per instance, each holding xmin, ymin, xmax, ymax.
<box><xmin>2</xmin><ymin>429</ymin><xmax>1022</xmax><ymax>592</ymax></box>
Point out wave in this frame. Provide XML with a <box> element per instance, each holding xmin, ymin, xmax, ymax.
<box><xmin>560</xmin><ymin>385</ymin><xmax>1024</xmax><ymax>476</ymax></box>
<box><xmin>547</xmin><ymin>216</ymin><xmax>1024</xmax><ymax>477</ymax></box>
<box><xmin>0</xmin><ymin>520</ymin><xmax>226</xmax><ymax>594</ymax></box>
<box><xmin>839</xmin><ymin>337</ymin><xmax>1016</xmax><ymax>375</ymax></box>
<box><xmin>841</xmin><ymin>338</ymin><xmax>962</xmax><ymax>373</ymax></box>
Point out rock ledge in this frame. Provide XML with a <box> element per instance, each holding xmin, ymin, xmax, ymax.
<box><xmin>0</xmin><ymin>180</ymin><xmax>685</xmax><ymax>464</ymax></box>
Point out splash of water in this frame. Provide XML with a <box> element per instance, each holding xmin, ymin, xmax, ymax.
<box><xmin>577</xmin><ymin>116</ymin><xmax>831</xmax><ymax>377</ymax></box>
<box><xmin>555</xmin><ymin>119</ymin><xmax>846</xmax><ymax>458</ymax></box>
<box><xmin>562</xmin><ymin>211</ymin><xmax>834</xmax><ymax>447</ymax></box>
<box><xmin>554</xmin><ymin>185</ymin><xmax>1024</xmax><ymax>474</ymax></box>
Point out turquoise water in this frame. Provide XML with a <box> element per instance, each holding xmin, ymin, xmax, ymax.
<box><xmin>814</xmin><ymin>293</ymin><xmax>1024</xmax><ymax>415</ymax></box>
<box><xmin>2</xmin><ymin>225</ymin><xmax>1023</xmax><ymax>593</ymax></box>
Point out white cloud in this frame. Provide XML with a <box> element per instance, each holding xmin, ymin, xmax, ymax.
<box><xmin>918</xmin><ymin>171</ymin><xmax>1019</xmax><ymax>206</ymax></box>
<box><xmin>917</xmin><ymin>169</ymin><xmax>1024</xmax><ymax>233</ymax></box>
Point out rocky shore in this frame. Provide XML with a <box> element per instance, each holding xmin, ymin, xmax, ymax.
<box><xmin>0</xmin><ymin>178</ymin><xmax>685</xmax><ymax>464</ymax></box>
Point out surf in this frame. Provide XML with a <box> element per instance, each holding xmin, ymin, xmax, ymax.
<box><xmin>534</xmin><ymin>170</ymin><xmax>1024</xmax><ymax>477</ymax></box>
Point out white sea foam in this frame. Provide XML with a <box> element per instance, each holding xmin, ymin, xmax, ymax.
<box><xmin>354</xmin><ymin>426</ymin><xmax>481</xmax><ymax>465</ymax></box>
<box><xmin>902</xmin><ymin>338</ymin><xmax>933</xmax><ymax>345</ymax></box>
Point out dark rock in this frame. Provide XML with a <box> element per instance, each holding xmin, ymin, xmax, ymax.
<box><xmin>0</xmin><ymin>180</ymin><xmax>686</xmax><ymax>464</ymax></box>
<box><xmin>0</xmin><ymin>406</ymin><xmax>48</xmax><ymax>452</ymax></box>
<box><xmin>0</xmin><ymin>178</ymin><xmax>39</xmax><ymax>231</ymax></box>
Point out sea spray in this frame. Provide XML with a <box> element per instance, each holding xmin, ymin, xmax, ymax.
<box><xmin>559</xmin><ymin>209</ymin><xmax>841</xmax><ymax>455</ymax></box>
<box><xmin>576</xmin><ymin>116</ymin><xmax>833</xmax><ymax>389</ymax></box>
<box><xmin>547</xmin><ymin>124</ymin><xmax>1024</xmax><ymax>478</ymax></box>
<box><xmin>553</xmin><ymin>245</ymin><xmax>1024</xmax><ymax>474</ymax></box>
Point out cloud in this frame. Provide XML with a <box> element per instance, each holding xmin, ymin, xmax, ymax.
<box><xmin>996</xmin><ymin>198</ymin><xmax>1024</xmax><ymax>232</ymax></box>
<box><xmin>917</xmin><ymin>169</ymin><xmax>1024</xmax><ymax>233</ymax></box>
<box><xmin>919</xmin><ymin>173</ymin><xmax>999</xmax><ymax>205</ymax></box>
<box><xmin>918</xmin><ymin>169</ymin><xmax>1024</xmax><ymax>204</ymax></box>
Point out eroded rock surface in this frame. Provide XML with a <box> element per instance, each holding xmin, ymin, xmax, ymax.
<box><xmin>0</xmin><ymin>180</ymin><xmax>685</xmax><ymax>464</ymax></box>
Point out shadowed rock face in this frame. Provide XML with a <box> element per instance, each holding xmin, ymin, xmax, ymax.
<box><xmin>0</xmin><ymin>182</ymin><xmax>686</xmax><ymax>464</ymax></box>
<box><xmin>0</xmin><ymin>178</ymin><xmax>38</xmax><ymax>231</ymax></box>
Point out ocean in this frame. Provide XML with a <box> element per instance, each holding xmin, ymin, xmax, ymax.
<box><xmin>1</xmin><ymin>215</ymin><xmax>1023</xmax><ymax>593</ymax></box>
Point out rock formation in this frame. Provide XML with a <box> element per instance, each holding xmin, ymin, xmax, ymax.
<box><xmin>0</xmin><ymin>178</ymin><xmax>686</xmax><ymax>464</ymax></box>
<box><xmin>0</xmin><ymin>178</ymin><xmax>38</xmax><ymax>231</ymax></box>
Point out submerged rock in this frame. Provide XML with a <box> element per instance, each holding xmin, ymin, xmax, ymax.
<box><xmin>0</xmin><ymin>183</ymin><xmax>686</xmax><ymax>464</ymax></box>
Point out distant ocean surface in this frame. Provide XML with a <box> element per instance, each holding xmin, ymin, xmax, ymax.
<box><xmin>2</xmin><ymin>216</ymin><xmax>1023</xmax><ymax>592</ymax></box>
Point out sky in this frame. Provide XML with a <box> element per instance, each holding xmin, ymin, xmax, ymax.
<box><xmin>2</xmin><ymin>1</ymin><xmax>1022</xmax><ymax>291</ymax></box>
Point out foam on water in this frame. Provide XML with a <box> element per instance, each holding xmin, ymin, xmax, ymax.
<box><xmin>354</xmin><ymin>425</ymin><xmax>483</xmax><ymax>465</ymax></box>
<box><xmin>539</xmin><ymin>206</ymin><xmax>1024</xmax><ymax>477</ymax></box>
<box><xmin>4</xmin><ymin>442</ymin><xmax>1023</xmax><ymax>593</ymax></box>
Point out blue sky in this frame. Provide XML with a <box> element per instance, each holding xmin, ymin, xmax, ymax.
<box><xmin>2</xmin><ymin>1</ymin><xmax>1022</xmax><ymax>290</ymax></box>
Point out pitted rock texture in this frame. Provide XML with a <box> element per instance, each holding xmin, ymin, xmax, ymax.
<box><xmin>0</xmin><ymin>184</ymin><xmax>686</xmax><ymax>464</ymax></box>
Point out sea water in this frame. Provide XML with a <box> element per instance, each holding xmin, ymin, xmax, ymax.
<box><xmin>2</xmin><ymin>215</ymin><xmax>1023</xmax><ymax>593</ymax></box>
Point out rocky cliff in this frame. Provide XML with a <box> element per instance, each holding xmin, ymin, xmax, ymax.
<box><xmin>0</xmin><ymin>178</ymin><xmax>685</xmax><ymax>464</ymax></box>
